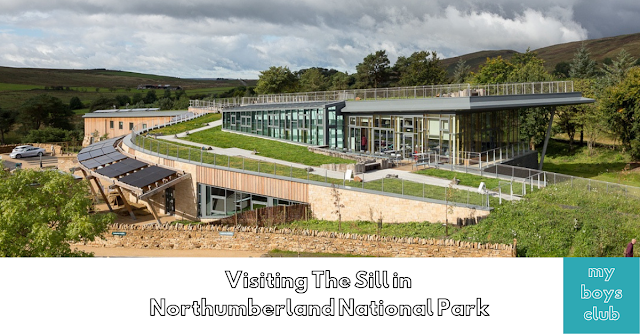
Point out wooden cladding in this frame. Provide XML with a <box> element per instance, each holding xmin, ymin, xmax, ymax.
<box><xmin>196</xmin><ymin>166</ymin><xmax>309</xmax><ymax>203</ymax></box>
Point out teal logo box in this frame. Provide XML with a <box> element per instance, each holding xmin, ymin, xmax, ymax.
<box><xmin>564</xmin><ymin>258</ymin><xmax>639</xmax><ymax>334</ymax></box>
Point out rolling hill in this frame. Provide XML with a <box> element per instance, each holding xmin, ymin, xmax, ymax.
<box><xmin>441</xmin><ymin>32</ymin><xmax>640</xmax><ymax>75</ymax></box>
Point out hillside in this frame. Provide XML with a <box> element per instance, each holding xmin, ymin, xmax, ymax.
<box><xmin>0</xmin><ymin>67</ymin><xmax>256</xmax><ymax>110</ymax></box>
<box><xmin>441</xmin><ymin>32</ymin><xmax>640</xmax><ymax>75</ymax></box>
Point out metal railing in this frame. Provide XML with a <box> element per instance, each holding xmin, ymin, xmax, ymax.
<box><xmin>190</xmin><ymin>81</ymin><xmax>575</xmax><ymax>109</ymax></box>
<box><xmin>415</xmin><ymin>142</ymin><xmax>533</xmax><ymax>171</ymax></box>
<box><xmin>127</xmin><ymin>123</ymin><xmax>494</xmax><ymax>209</ymax></box>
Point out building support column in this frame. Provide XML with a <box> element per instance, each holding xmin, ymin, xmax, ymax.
<box><xmin>93</xmin><ymin>178</ymin><xmax>113</xmax><ymax>212</ymax></box>
<box><xmin>116</xmin><ymin>186</ymin><xmax>136</xmax><ymax>221</ymax></box>
<box><xmin>539</xmin><ymin>107</ymin><xmax>556</xmax><ymax>171</ymax></box>
<box><xmin>146</xmin><ymin>200</ymin><xmax>162</xmax><ymax>224</ymax></box>
<box><xmin>79</xmin><ymin>169</ymin><xmax>100</xmax><ymax>204</ymax></box>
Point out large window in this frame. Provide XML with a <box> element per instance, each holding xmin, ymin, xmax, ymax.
<box><xmin>197</xmin><ymin>184</ymin><xmax>303</xmax><ymax>218</ymax></box>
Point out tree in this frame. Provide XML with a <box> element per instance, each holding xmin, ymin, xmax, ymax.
<box><xmin>355</xmin><ymin>50</ymin><xmax>390</xmax><ymax>88</ymax></box>
<box><xmin>144</xmin><ymin>90</ymin><xmax>158</xmax><ymax>104</ymax></box>
<box><xmin>600</xmin><ymin>67</ymin><xmax>640</xmax><ymax>159</ymax></box>
<box><xmin>255</xmin><ymin>66</ymin><xmax>298</xmax><ymax>94</ymax></box>
<box><xmin>452</xmin><ymin>59</ymin><xmax>471</xmax><ymax>83</ymax></box>
<box><xmin>395</xmin><ymin>51</ymin><xmax>447</xmax><ymax>87</ymax></box>
<box><xmin>69</xmin><ymin>96</ymin><xmax>84</xmax><ymax>110</ymax></box>
<box><xmin>0</xmin><ymin>169</ymin><xmax>114</xmax><ymax>256</ymax></box>
<box><xmin>89</xmin><ymin>96</ymin><xmax>119</xmax><ymax>112</ymax></box>
<box><xmin>23</xmin><ymin>128</ymin><xmax>82</xmax><ymax>143</ymax></box>
<box><xmin>131</xmin><ymin>92</ymin><xmax>144</xmax><ymax>104</ymax></box>
<box><xmin>569</xmin><ymin>44</ymin><xmax>597</xmax><ymax>79</ymax></box>
<box><xmin>115</xmin><ymin>95</ymin><xmax>131</xmax><ymax>107</ymax></box>
<box><xmin>553</xmin><ymin>61</ymin><xmax>571</xmax><ymax>78</ymax></box>
<box><xmin>299</xmin><ymin>68</ymin><xmax>328</xmax><ymax>92</ymax></box>
<box><xmin>473</xmin><ymin>56</ymin><xmax>515</xmax><ymax>84</ymax></box>
<box><xmin>602</xmin><ymin>49</ymin><xmax>637</xmax><ymax>86</ymax></box>
<box><xmin>19</xmin><ymin>94</ymin><xmax>73</xmax><ymax>131</ymax></box>
<box><xmin>157</xmin><ymin>98</ymin><xmax>174</xmax><ymax>110</ymax></box>
<box><xmin>0</xmin><ymin>108</ymin><xmax>17</xmax><ymax>145</ymax></box>
<box><xmin>330</xmin><ymin>72</ymin><xmax>352</xmax><ymax>90</ymax></box>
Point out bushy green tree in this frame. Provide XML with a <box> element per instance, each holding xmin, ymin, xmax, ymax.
<box><xmin>89</xmin><ymin>96</ymin><xmax>119</xmax><ymax>112</ymax></box>
<box><xmin>131</xmin><ymin>92</ymin><xmax>144</xmax><ymax>104</ymax></box>
<box><xmin>473</xmin><ymin>56</ymin><xmax>515</xmax><ymax>84</ymax></box>
<box><xmin>69</xmin><ymin>96</ymin><xmax>84</xmax><ymax>110</ymax></box>
<box><xmin>452</xmin><ymin>59</ymin><xmax>471</xmax><ymax>84</ymax></box>
<box><xmin>255</xmin><ymin>66</ymin><xmax>298</xmax><ymax>94</ymax></box>
<box><xmin>299</xmin><ymin>68</ymin><xmax>328</xmax><ymax>92</ymax></box>
<box><xmin>601</xmin><ymin>49</ymin><xmax>637</xmax><ymax>86</ymax></box>
<box><xmin>569</xmin><ymin>44</ymin><xmax>597</xmax><ymax>79</ymax></box>
<box><xmin>355</xmin><ymin>50</ymin><xmax>390</xmax><ymax>88</ymax></box>
<box><xmin>0</xmin><ymin>108</ymin><xmax>17</xmax><ymax>145</ymax></box>
<box><xmin>115</xmin><ymin>95</ymin><xmax>131</xmax><ymax>107</ymax></box>
<box><xmin>553</xmin><ymin>61</ymin><xmax>571</xmax><ymax>78</ymax></box>
<box><xmin>330</xmin><ymin>72</ymin><xmax>352</xmax><ymax>90</ymax></box>
<box><xmin>395</xmin><ymin>50</ymin><xmax>447</xmax><ymax>87</ymax></box>
<box><xmin>19</xmin><ymin>94</ymin><xmax>73</xmax><ymax>130</ymax></box>
<box><xmin>0</xmin><ymin>169</ymin><xmax>114</xmax><ymax>257</ymax></box>
<box><xmin>144</xmin><ymin>90</ymin><xmax>158</xmax><ymax>104</ymax></box>
<box><xmin>23</xmin><ymin>127</ymin><xmax>82</xmax><ymax>143</ymax></box>
<box><xmin>600</xmin><ymin>67</ymin><xmax>640</xmax><ymax>159</ymax></box>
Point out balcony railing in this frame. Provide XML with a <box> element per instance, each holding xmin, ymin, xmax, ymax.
<box><xmin>190</xmin><ymin>81</ymin><xmax>575</xmax><ymax>109</ymax></box>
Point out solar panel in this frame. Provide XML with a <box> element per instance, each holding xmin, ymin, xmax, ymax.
<box><xmin>77</xmin><ymin>152</ymin><xmax>92</xmax><ymax>161</ymax></box>
<box><xmin>119</xmin><ymin>166</ymin><xmax>177</xmax><ymax>188</ymax></box>
<box><xmin>95</xmin><ymin>158</ymin><xmax>148</xmax><ymax>178</ymax></box>
<box><xmin>82</xmin><ymin>159</ymin><xmax>104</xmax><ymax>169</ymax></box>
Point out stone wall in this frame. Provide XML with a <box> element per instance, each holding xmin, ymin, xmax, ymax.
<box><xmin>308</xmin><ymin>184</ymin><xmax>490</xmax><ymax>223</ymax></box>
<box><xmin>79</xmin><ymin>224</ymin><xmax>515</xmax><ymax>257</ymax></box>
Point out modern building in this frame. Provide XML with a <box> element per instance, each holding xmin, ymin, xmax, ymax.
<box><xmin>82</xmin><ymin>108</ymin><xmax>193</xmax><ymax>146</ymax></box>
<box><xmin>219</xmin><ymin>83</ymin><xmax>594</xmax><ymax>168</ymax></box>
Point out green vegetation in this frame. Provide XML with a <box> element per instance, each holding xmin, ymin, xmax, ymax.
<box><xmin>266</xmin><ymin>249</ymin><xmax>371</xmax><ymax>257</ymax></box>
<box><xmin>414</xmin><ymin>168</ymin><xmax>501</xmax><ymax>189</ymax></box>
<box><xmin>282</xmin><ymin>184</ymin><xmax>640</xmax><ymax>257</ymax></box>
<box><xmin>135</xmin><ymin>135</ymin><xmax>492</xmax><ymax>207</ymax></box>
<box><xmin>0</xmin><ymin>169</ymin><xmax>115</xmax><ymax>256</ymax></box>
<box><xmin>541</xmin><ymin>139</ymin><xmax>640</xmax><ymax>187</ymax></box>
<box><xmin>149</xmin><ymin>113</ymin><xmax>221</xmax><ymax>135</ymax></box>
<box><xmin>185</xmin><ymin>126</ymin><xmax>354</xmax><ymax>166</ymax></box>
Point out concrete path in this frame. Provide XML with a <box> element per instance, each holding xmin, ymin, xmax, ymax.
<box><xmin>155</xmin><ymin>123</ymin><xmax>518</xmax><ymax>202</ymax></box>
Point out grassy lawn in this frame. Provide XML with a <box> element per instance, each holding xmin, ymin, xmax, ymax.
<box><xmin>540</xmin><ymin>139</ymin><xmax>640</xmax><ymax>187</ymax></box>
<box><xmin>413</xmin><ymin>168</ymin><xmax>502</xmax><ymax>189</ymax></box>
<box><xmin>184</xmin><ymin>126</ymin><xmax>355</xmax><ymax>166</ymax></box>
<box><xmin>148</xmin><ymin>113</ymin><xmax>221</xmax><ymax>135</ymax></box>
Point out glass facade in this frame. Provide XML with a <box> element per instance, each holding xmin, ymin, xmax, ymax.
<box><xmin>197</xmin><ymin>183</ymin><xmax>303</xmax><ymax>218</ymax></box>
<box><xmin>346</xmin><ymin>110</ymin><xmax>520</xmax><ymax>160</ymax></box>
<box><xmin>222</xmin><ymin>102</ymin><xmax>345</xmax><ymax>148</ymax></box>
<box><xmin>223</xmin><ymin>101</ymin><xmax>521</xmax><ymax>162</ymax></box>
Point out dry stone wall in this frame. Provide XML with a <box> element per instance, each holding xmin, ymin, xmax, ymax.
<box><xmin>79</xmin><ymin>224</ymin><xmax>515</xmax><ymax>257</ymax></box>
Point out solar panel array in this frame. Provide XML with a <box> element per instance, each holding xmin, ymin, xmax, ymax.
<box><xmin>79</xmin><ymin>137</ymin><xmax>180</xmax><ymax>191</ymax></box>
<box><xmin>118</xmin><ymin>166</ymin><xmax>177</xmax><ymax>188</ymax></box>
<box><xmin>95</xmin><ymin>158</ymin><xmax>147</xmax><ymax>178</ymax></box>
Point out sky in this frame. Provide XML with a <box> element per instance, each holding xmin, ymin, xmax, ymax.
<box><xmin>1</xmin><ymin>0</ymin><xmax>639</xmax><ymax>79</ymax></box>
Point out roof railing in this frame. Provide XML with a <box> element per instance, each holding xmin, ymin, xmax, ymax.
<box><xmin>190</xmin><ymin>81</ymin><xmax>575</xmax><ymax>109</ymax></box>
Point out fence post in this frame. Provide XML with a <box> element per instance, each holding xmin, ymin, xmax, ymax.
<box><xmin>177</xmin><ymin>147</ymin><xmax>179</xmax><ymax>159</ymax></box>
<box><xmin>258</xmin><ymin>161</ymin><xmax>260</xmax><ymax>173</ymax></box>
<box><xmin>290</xmin><ymin>165</ymin><xmax>292</xmax><ymax>179</ymax></box>
<box><xmin>402</xmin><ymin>179</ymin><xmax>404</xmax><ymax>195</ymax></box>
<box><xmin>188</xmin><ymin>148</ymin><xmax>191</xmax><ymax>161</ymax></box>
<box><xmin>228</xmin><ymin>156</ymin><xmax>230</xmax><ymax>168</ymax></box>
<box><xmin>200</xmin><ymin>149</ymin><xmax>203</xmax><ymax>164</ymax></box>
<box><xmin>325</xmin><ymin>170</ymin><xmax>327</xmax><ymax>183</ymax></box>
<box><xmin>274</xmin><ymin>163</ymin><xmax>276</xmax><ymax>175</ymax></box>
<box><xmin>422</xmin><ymin>182</ymin><xmax>424</xmax><ymax>198</ymax></box>
<box><xmin>382</xmin><ymin>177</ymin><xmax>384</xmax><ymax>192</ymax></box>
<box><xmin>243</xmin><ymin>157</ymin><xmax>245</xmax><ymax>170</ymax></box>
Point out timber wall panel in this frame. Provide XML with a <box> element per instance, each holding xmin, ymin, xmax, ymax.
<box><xmin>196</xmin><ymin>166</ymin><xmax>308</xmax><ymax>203</ymax></box>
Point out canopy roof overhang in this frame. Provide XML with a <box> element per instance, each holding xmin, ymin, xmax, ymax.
<box><xmin>341</xmin><ymin>92</ymin><xmax>595</xmax><ymax>114</ymax></box>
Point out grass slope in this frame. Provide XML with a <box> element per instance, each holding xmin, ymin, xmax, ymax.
<box><xmin>148</xmin><ymin>113</ymin><xmax>221</xmax><ymax>135</ymax></box>
<box><xmin>184</xmin><ymin>126</ymin><xmax>355</xmax><ymax>166</ymax></box>
<box><xmin>540</xmin><ymin>139</ymin><xmax>640</xmax><ymax>187</ymax></box>
<box><xmin>283</xmin><ymin>184</ymin><xmax>640</xmax><ymax>257</ymax></box>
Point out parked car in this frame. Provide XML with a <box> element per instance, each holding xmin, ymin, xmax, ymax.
<box><xmin>10</xmin><ymin>145</ymin><xmax>46</xmax><ymax>159</ymax></box>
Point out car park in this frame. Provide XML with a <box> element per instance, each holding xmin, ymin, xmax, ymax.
<box><xmin>9</xmin><ymin>145</ymin><xmax>46</xmax><ymax>159</ymax></box>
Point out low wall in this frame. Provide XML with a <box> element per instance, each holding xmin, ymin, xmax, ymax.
<box><xmin>78</xmin><ymin>224</ymin><xmax>515</xmax><ymax>257</ymax></box>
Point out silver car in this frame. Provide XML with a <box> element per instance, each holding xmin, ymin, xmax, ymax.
<box><xmin>10</xmin><ymin>145</ymin><xmax>46</xmax><ymax>159</ymax></box>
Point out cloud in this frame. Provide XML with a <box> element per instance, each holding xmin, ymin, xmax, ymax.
<box><xmin>0</xmin><ymin>1</ymin><xmax>633</xmax><ymax>79</ymax></box>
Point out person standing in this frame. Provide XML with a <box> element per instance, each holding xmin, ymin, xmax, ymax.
<box><xmin>625</xmin><ymin>239</ymin><xmax>636</xmax><ymax>257</ymax></box>
<box><xmin>361</xmin><ymin>135</ymin><xmax>367</xmax><ymax>151</ymax></box>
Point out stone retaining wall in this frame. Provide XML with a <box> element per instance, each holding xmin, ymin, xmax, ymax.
<box><xmin>78</xmin><ymin>224</ymin><xmax>516</xmax><ymax>257</ymax></box>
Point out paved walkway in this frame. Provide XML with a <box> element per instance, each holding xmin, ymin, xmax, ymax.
<box><xmin>155</xmin><ymin>123</ymin><xmax>517</xmax><ymax>202</ymax></box>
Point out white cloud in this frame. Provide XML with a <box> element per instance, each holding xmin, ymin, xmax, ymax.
<box><xmin>0</xmin><ymin>1</ymin><xmax>624</xmax><ymax>79</ymax></box>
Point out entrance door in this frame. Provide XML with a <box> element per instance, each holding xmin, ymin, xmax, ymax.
<box><xmin>165</xmin><ymin>187</ymin><xmax>175</xmax><ymax>215</ymax></box>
